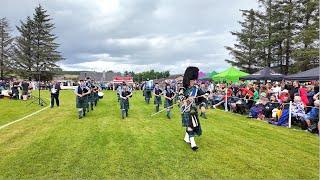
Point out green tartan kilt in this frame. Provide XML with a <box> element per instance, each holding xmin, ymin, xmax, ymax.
<box><xmin>145</xmin><ymin>90</ymin><xmax>152</xmax><ymax>98</ymax></box>
<box><xmin>76</xmin><ymin>96</ymin><xmax>87</xmax><ymax>108</ymax></box>
<box><xmin>120</xmin><ymin>99</ymin><xmax>130</xmax><ymax>110</ymax></box>
<box><xmin>154</xmin><ymin>96</ymin><xmax>162</xmax><ymax>105</ymax></box>
<box><xmin>164</xmin><ymin>99</ymin><xmax>173</xmax><ymax>108</ymax></box>
<box><xmin>88</xmin><ymin>93</ymin><xmax>95</xmax><ymax>102</ymax></box>
<box><xmin>84</xmin><ymin>95</ymin><xmax>89</xmax><ymax>108</ymax></box>
<box><xmin>94</xmin><ymin>92</ymin><xmax>99</xmax><ymax>101</ymax></box>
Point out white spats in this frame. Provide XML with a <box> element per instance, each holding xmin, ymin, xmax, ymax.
<box><xmin>189</xmin><ymin>137</ymin><xmax>198</xmax><ymax>150</ymax></box>
<box><xmin>184</xmin><ymin>132</ymin><xmax>190</xmax><ymax>143</ymax></box>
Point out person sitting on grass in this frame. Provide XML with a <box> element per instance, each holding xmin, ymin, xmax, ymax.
<box><xmin>299</xmin><ymin>84</ymin><xmax>309</xmax><ymax>106</ymax></box>
<box><xmin>212</xmin><ymin>85</ymin><xmax>232</xmax><ymax>109</ymax></box>
<box><xmin>253</xmin><ymin>84</ymin><xmax>260</xmax><ymax>103</ymax></box>
<box><xmin>291</xmin><ymin>96</ymin><xmax>305</xmax><ymax>119</ymax></box>
<box><xmin>248</xmin><ymin>92</ymin><xmax>268</xmax><ymax>120</ymax></box>
<box><xmin>306</xmin><ymin>85</ymin><xmax>315</xmax><ymax>112</ymax></box>
<box><xmin>263</xmin><ymin>95</ymin><xmax>280</xmax><ymax>119</ymax></box>
<box><xmin>302</xmin><ymin>100</ymin><xmax>319</xmax><ymax>133</ymax></box>
<box><xmin>268</xmin><ymin>95</ymin><xmax>290</xmax><ymax>126</ymax></box>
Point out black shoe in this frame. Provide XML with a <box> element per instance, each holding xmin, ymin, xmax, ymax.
<box><xmin>191</xmin><ymin>146</ymin><xmax>198</xmax><ymax>151</ymax></box>
<box><xmin>79</xmin><ymin>116</ymin><xmax>82</xmax><ymax>119</ymax></box>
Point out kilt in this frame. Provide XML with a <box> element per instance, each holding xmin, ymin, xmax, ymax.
<box><xmin>164</xmin><ymin>99</ymin><xmax>173</xmax><ymax>108</ymax></box>
<box><xmin>181</xmin><ymin>111</ymin><xmax>202</xmax><ymax>136</ymax></box>
<box><xmin>94</xmin><ymin>92</ymin><xmax>99</xmax><ymax>101</ymax></box>
<box><xmin>154</xmin><ymin>96</ymin><xmax>162</xmax><ymax>105</ymax></box>
<box><xmin>88</xmin><ymin>93</ymin><xmax>95</xmax><ymax>102</ymax></box>
<box><xmin>83</xmin><ymin>95</ymin><xmax>89</xmax><ymax>108</ymax></box>
<box><xmin>120</xmin><ymin>99</ymin><xmax>130</xmax><ymax>110</ymax></box>
<box><xmin>76</xmin><ymin>96</ymin><xmax>87</xmax><ymax>108</ymax></box>
<box><xmin>145</xmin><ymin>90</ymin><xmax>152</xmax><ymax>98</ymax></box>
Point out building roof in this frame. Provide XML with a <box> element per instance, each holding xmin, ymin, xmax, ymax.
<box><xmin>79</xmin><ymin>71</ymin><xmax>121</xmax><ymax>82</ymax></box>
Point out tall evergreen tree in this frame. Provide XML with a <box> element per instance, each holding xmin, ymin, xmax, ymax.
<box><xmin>14</xmin><ymin>5</ymin><xmax>63</xmax><ymax>80</ymax></box>
<box><xmin>225</xmin><ymin>9</ymin><xmax>260</xmax><ymax>73</ymax></box>
<box><xmin>279</xmin><ymin>0</ymin><xmax>299</xmax><ymax>74</ymax></box>
<box><xmin>0</xmin><ymin>17</ymin><xmax>14</xmax><ymax>80</ymax></box>
<box><xmin>256</xmin><ymin>0</ymin><xmax>286</xmax><ymax>69</ymax></box>
<box><xmin>14</xmin><ymin>16</ymin><xmax>34</xmax><ymax>80</ymax></box>
<box><xmin>226</xmin><ymin>0</ymin><xmax>318</xmax><ymax>74</ymax></box>
<box><xmin>32</xmin><ymin>5</ymin><xmax>63</xmax><ymax>74</ymax></box>
<box><xmin>292</xmin><ymin>0</ymin><xmax>319</xmax><ymax>72</ymax></box>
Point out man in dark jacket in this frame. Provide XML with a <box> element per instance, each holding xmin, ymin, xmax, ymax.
<box><xmin>49</xmin><ymin>80</ymin><xmax>61</xmax><ymax>108</ymax></box>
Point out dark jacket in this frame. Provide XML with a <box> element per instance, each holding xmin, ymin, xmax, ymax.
<box><xmin>49</xmin><ymin>83</ymin><xmax>61</xmax><ymax>94</ymax></box>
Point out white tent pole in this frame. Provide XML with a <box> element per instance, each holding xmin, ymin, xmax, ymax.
<box><xmin>288</xmin><ymin>101</ymin><xmax>292</xmax><ymax>128</ymax></box>
<box><xmin>224</xmin><ymin>85</ymin><xmax>228</xmax><ymax>112</ymax></box>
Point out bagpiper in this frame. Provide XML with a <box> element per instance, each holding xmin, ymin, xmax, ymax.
<box><xmin>163</xmin><ymin>83</ymin><xmax>176</xmax><ymax>119</ymax></box>
<box><xmin>85</xmin><ymin>77</ymin><xmax>95</xmax><ymax>111</ymax></box>
<box><xmin>116</xmin><ymin>84</ymin><xmax>123</xmax><ymax>102</ymax></box>
<box><xmin>144</xmin><ymin>79</ymin><xmax>154</xmax><ymax>104</ymax></box>
<box><xmin>153</xmin><ymin>82</ymin><xmax>163</xmax><ymax>112</ymax></box>
<box><xmin>180</xmin><ymin>66</ymin><xmax>205</xmax><ymax>151</ymax></box>
<box><xmin>119</xmin><ymin>83</ymin><xmax>133</xmax><ymax>119</ymax></box>
<box><xmin>74</xmin><ymin>79</ymin><xmax>91</xmax><ymax>119</ymax></box>
<box><xmin>92</xmin><ymin>80</ymin><xmax>100</xmax><ymax>107</ymax></box>
<box><xmin>197</xmin><ymin>82</ymin><xmax>210</xmax><ymax>119</ymax></box>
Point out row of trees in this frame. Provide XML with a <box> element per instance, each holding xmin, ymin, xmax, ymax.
<box><xmin>226</xmin><ymin>0</ymin><xmax>319</xmax><ymax>74</ymax></box>
<box><xmin>0</xmin><ymin>5</ymin><xmax>63</xmax><ymax>80</ymax></box>
<box><xmin>124</xmin><ymin>70</ymin><xmax>170</xmax><ymax>82</ymax></box>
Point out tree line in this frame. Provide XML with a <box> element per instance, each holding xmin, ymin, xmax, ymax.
<box><xmin>225</xmin><ymin>0</ymin><xmax>319</xmax><ymax>74</ymax></box>
<box><xmin>124</xmin><ymin>70</ymin><xmax>170</xmax><ymax>83</ymax></box>
<box><xmin>0</xmin><ymin>5</ymin><xmax>63</xmax><ymax>81</ymax></box>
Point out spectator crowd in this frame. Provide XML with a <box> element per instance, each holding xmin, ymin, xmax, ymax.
<box><xmin>208</xmin><ymin>81</ymin><xmax>319</xmax><ymax>134</ymax></box>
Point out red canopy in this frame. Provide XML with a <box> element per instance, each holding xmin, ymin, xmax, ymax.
<box><xmin>112</xmin><ymin>76</ymin><xmax>134</xmax><ymax>84</ymax></box>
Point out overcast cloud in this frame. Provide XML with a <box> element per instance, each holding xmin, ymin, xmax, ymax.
<box><xmin>1</xmin><ymin>0</ymin><xmax>258</xmax><ymax>74</ymax></box>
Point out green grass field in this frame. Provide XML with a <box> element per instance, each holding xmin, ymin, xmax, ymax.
<box><xmin>0</xmin><ymin>90</ymin><xmax>319</xmax><ymax>179</ymax></box>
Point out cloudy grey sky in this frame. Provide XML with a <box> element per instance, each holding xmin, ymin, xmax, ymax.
<box><xmin>1</xmin><ymin>0</ymin><xmax>258</xmax><ymax>74</ymax></box>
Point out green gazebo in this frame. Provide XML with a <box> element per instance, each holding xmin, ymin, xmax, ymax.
<box><xmin>212</xmin><ymin>67</ymin><xmax>248</xmax><ymax>82</ymax></box>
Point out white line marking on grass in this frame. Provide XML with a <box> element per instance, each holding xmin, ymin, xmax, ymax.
<box><xmin>0</xmin><ymin>106</ymin><xmax>49</xmax><ymax>130</ymax></box>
